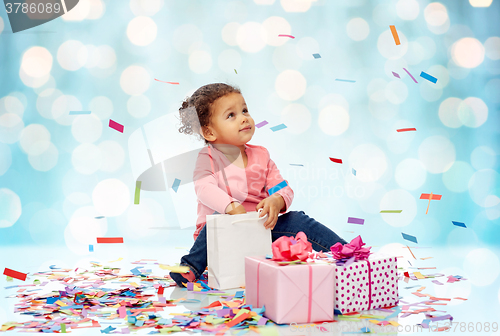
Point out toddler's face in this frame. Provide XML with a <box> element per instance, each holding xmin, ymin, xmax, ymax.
<box><xmin>204</xmin><ymin>92</ymin><xmax>255</xmax><ymax>146</ymax></box>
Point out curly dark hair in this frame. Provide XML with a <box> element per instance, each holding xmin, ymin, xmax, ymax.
<box><xmin>178</xmin><ymin>83</ymin><xmax>241</xmax><ymax>145</ymax></box>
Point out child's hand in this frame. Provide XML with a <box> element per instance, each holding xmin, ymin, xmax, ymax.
<box><xmin>225</xmin><ymin>202</ymin><xmax>247</xmax><ymax>215</ymax></box>
<box><xmin>256</xmin><ymin>194</ymin><xmax>285</xmax><ymax>230</ymax></box>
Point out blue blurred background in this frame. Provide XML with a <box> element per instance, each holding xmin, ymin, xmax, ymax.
<box><xmin>0</xmin><ymin>0</ymin><xmax>499</xmax><ymax>274</ymax></box>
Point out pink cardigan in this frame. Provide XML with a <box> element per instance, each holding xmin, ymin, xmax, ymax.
<box><xmin>192</xmin><ymin>143</ymin><xmax>294</xmax><ymax>240</ymax></box>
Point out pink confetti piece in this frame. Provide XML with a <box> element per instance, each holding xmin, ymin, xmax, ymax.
<box><xmin>154</xmin><ymin>79</ymin><xmax>179</xmax><ymax>85</ymax></box>
<box><xmin>392</xmin><ymin>71</ymin><xmax>400</xmax><ymax>78</ymax></box>
<box><xmin>109</xmin><ymin>119</ymin><xmax>124</xmax><ymax>133</ymax></box>
<box><xmin>278</xmin><ymin>34</ymin><xmax>295</xmax><ymax>39</ymax></box>
<box><xmin>403</xmin><ymin>68</ymin><xmax>418</xmax><ymax>83</ymax></box>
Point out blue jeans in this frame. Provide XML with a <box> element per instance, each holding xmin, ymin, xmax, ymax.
<box><xmin>169</xmin><ymin>211</ymin><xmax>347</xmax><ymax>286</ymax></box>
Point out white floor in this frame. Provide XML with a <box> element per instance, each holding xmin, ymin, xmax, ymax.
<box><xmin>1</xmin><ymin>242</ymin><xmax>499</xmax><ymax>336</ymax></box>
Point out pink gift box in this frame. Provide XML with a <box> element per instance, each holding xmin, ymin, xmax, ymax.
<box><xmin>333</xmin><ymin>253</ymin><xmax>399</xmax><ymax>314</ymax></box>
<box><xmin>245</xmin><ymin>256</ymin><xmax>335</xmax><ymax>324</ymax></box>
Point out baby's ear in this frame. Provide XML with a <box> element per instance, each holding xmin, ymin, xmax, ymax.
<box><xmin>200</xmin><ymin>125</ymin><xmax>216</xmax><ymax>142</ymax></box>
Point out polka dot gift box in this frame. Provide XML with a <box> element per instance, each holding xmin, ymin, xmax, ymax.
<box><xmin>329</xmin><ymin>235</ymin><xmax>399</xmax><ymax>314</ymax></box>
<box><xmin>333</xmin><ymin>253</ymin><xmax>399</xmax><ymax>314</ymax></box>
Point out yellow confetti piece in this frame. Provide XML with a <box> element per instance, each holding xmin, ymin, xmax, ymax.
<box><xmin>55</xmin><ymin>300</ymin><xmax>67</xmax><ymax>307</ymax></box>
<box><xmin>129</xmin><ymin>282</ymin><xmax>140</xmax><ymax>287</ymax></box>
<box><xmin>413</xmin><ymin>272</ymin><xmax>425</xmax><ymax>279</ymax></box>
<box><xmin>389</xmin><ymin>320</ymin><xmax>400</xmax><ymax>327</ymax></box>
<box><xmin>258</xmin><ymin>326</ymin><xmax>279</xmax><ymax>336</ymax></box>
<box><xmin>369</xmin><ymin>319</ymin><xmax>381</xmax><ymax>325</ymax></box>
<box><xmin>108</xmin><ymin>257</ymin><xmax>123</xmax><ymax>263</ymax></box>
<box><xmin>158</xmin><ymin>264</ymin><xmax>190</xmax><ymax>273</ymax></box>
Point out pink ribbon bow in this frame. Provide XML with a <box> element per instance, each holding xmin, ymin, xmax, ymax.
<box><xmin>271</xmin><ymin>232</ymin><xmax>312</xmax><ymax>261</ymax></box>
<box><xmin>330</xmin><ymin>235</ymin><xmax>371</xmax><ymax>261</ymax></box>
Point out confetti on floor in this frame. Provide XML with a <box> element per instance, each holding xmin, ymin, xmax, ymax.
<box><xmin>1</xmin><ymin>262</ymin><xmax>278</xmax><ymax>334</ymax></box>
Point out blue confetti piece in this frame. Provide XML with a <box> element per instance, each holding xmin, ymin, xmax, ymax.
<box><xmin>172</xmin><ymin>178</ymin><xmax>181</xmax><ymax>193</ymax></box>
<box><xmin>361</xmin><ymin>327</ymin><xmax>370</xmax><ymax>333</ymax></box>
<box><xmin>401</xmin><ymin>232</ymin><xmax>418</xmax><ymax>244</ymax></box>
<box><xmin>234</xmin><ymin>291</ymin><xmax>244</xmax><ymax>298</ymax></box>
<box><xmin>270</xmin><ymin>123</ymin><xmax>287</xmax><ymax>132</ymax></box>
<box><xmin>312</xmin><ymin>53</ymin><xmax>321</xmax><ymax>59</ymax></box>
<box><xmin>289</xmin><ymin>163</ymin><xmax>303</xmax><ymax>166</ymax></box>
<box><xmin>352</xmin><ymin>168</ymin><xmax>356</xmax><ymax>176</ymax></box>
<box><xmin>452</xmin><ymin>221</ymin><xmax>466</xmax><ymax>228</ymax></box>
<box><xmin>89</xmin><ymin>245</ymin><xmax>93</xmax><ymax>252</ymax></box>
<box><xmin>268</xmin><ymin>180</ymin><xmax>288</xmax><ymax>195</ymax></box>
<box><xmin>419</xmin><ymin>71</ymin><xmax>437</xmax><ymax>83</ymax></box>
<box><xmin>335</xmin><ymin>78</ymin><xmax>356</xmax><ymax>83</ymax></box>
<box><xmin>46</xmin><ymin>297</ymin><xmax>58</xmax><ymax>304</ymax></box>
<box><xmin>130</xmin><ymin>267</ymin><xmax>142</xmax><ymax>276</ymax></box>
<box><xmin>265</xmin><ymin>254</ymin><xmax>273</xmax><ymax>259</ymax></box>
<box><xmin>135</xmin><ymin>320</ymin><xmax>145</xmax><ymax>327</ymax></box>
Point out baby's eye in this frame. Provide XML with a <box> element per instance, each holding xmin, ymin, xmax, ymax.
<box><xmin>243</xmin><ymin>108</ymin><xmax>249</xmax><ymax>113</ymax></box>
<box><xmin>227</xmin><ymin>112</ymin><xmax>234</xmax><ymax>118</ymax></box>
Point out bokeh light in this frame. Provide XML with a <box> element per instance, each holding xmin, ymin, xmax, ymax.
<box><xmin>28</xmin><ymin>142</ymin><xmax>59</xmax><ymax>172</ymax></box>
<box><xmin>0</xmin><ymin>143</ymin><xmax>11</xmax><ymax>175</ymax></box>
<box><xmin>72</xmin><ymin>143</ymin><xmax>103</xmax><ymax>175</ymax></box>
<box><xmin>127</xmin><ymin>16</ymin><xmax>158</xmax><ymax>46</ymax></box>
<box><xmin>127</xmin><ymin>95</ymin><xmax>151</xmax><ymax>119</ymax></box>
<box><xmin>318</xmin><ymin>105</ymin><xmax>350</xmax><ymax>136</ymax></box>
<box><xmin>469</xmin><ymin>0</ymin><xmax>493</xmax><ymax>7</ymax></box>
<box><xmin>457</xmin><ymin>97</ymin><xmax>488</xmax><ymax>128</ymax></box>
<box><xmin>0</xmin><ymin>188</ymin><xmax>22</xmax><ymax>228</ymax></box>
<box><xmin>71</xmin><ymin>115</ymin><xmax>103</xmax><ymax>143</ymax></box>
<box><xmin>395</xmin><ymin>158</ymin><xmax>427</xmax><ymax>190</ymax></box>
<box><xmin>275</xmin><ymin>69</ymin><xmax>307</xmax><ymax>101</ymax></box>
<box><xmin>348</xmin><ymin>144</ymin><xmax>388</xmax><ymax>182</ymax></box>
<box><xmin>451</xmin><ymin>37</ymin><xmax>485</xmax><ymax>68</ymax></box>
<box><xmin>98</xmin><ymin>140</ymin><xmax>125</xmax><ymax>172</ymax></box>
<box><xmin>380</xmin><ymin>189</ymin><xmax>417</xmax><ymax>227</ymax></box>
<box><xmin>418</xmin><ymin>135</ymin><xmax>456</xmax><ymax>173</ymax></box>
<box><xmin>280</xmin><ymin>103</ymin><xmax>311</xmax><ymax>134</ymax></box>
<box><xmin>396</xmin><ymin>0</ymin><xmax>419</xmax><ymax>20</ymax></box>
<box><xmin>218</xmin><ymin>49</ymin><xmax>242</xmax><ymax>74</ymax></box>
<box><xmin>346</xmin><ymin>18</ymin><xmax>370</xmax><ymax>41</ymax></box>
<box><xmin>130</xmin><ymin>0</ymin><xmax>163</xmax><ymax>16</ymax></box>
<box><xmin>377</xmin><ymin>29</ymin><xmax>408</xmax><ymax>59</ymax></box>
<box><xmin>463</xmin><ymin>248</ymin><xmax>500</xmax><ymax>286</ymax></box>
<box><xmin>281</xmin><ymin>0</ymin><xmax>313</xmax><ymax>12</ymax></box>
<box><xmin>468</xmin><ymin>169</ymin><xmax>499</xmax><ymax>207</ymax></box>
<box><xmin>57</xmin><ymin>40</ymin><xmax>88</xmax><ymax>71</ymax></box>
<box><xmin>236</xmin><ymin>22</ymin><xmax>267</xmax><ymax>53</ymax></box>
<box><xmin>92</xmin><ymin>179</ymin><xmax>131</xmax><ymax>217</ymax></box>
<box><xmin>120</xmin><ymin>65</ymin><xmax>151</xmax><ymax>95</ymax></box>
<box><xmin>19</xmin><ymin>124</ymin><xmax>50</xmax><ymax>155</ymax></box>
<box><xmin>442</xmin><ymin>161</ymin><xmax>475</xmax><ymax>193</ymax></box>
<box><xmin>189</xmin><ymin>50</ymin><xmax>213</xmax><ymax>74</ymax></box>
<box><xmin>470</xmin><ymin>145</ymin><xmax>496</xmax><ymax>170</ymax></box>
<box><xmin>262</xmin><ymin>16</ymin><xmax>291</xmax><ymax>46</ymax></box>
